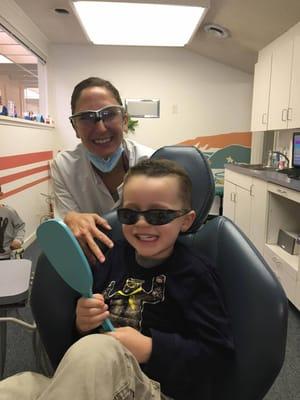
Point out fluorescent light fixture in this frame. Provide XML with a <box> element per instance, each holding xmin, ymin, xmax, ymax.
<box><xmin>73</xmin><ymin>1</ymin><xmax>207</xmax><ymax>46</ymax></box>
<box><xmin>0</xmin><ymin>55</ymin><xmax>13</xmax><ymax>63</ymax></box>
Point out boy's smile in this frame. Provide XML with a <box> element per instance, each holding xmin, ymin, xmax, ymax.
<box><xmin>121</xmin><ymin>175</ymin><xmax>195</xmax><ymax>261</ymax></box>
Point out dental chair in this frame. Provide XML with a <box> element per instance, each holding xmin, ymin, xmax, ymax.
<box><xmin>30</xmin><ymin>146</ymin><xmax>288</xmax><ymax>399</ymax></box>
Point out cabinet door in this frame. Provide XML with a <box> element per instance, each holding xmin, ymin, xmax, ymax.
<box><xmin>223</xmin><ymin>180</ymin><xmax>236</xmax><ymax>222</ymax></box>
<box><xmin>251</xmin><ymin>55</ymin><xmax>272</xmax><ymax>131</ymax></box>
<box><xmin>235</xmin><ymin>186</ymin><xmax>251</xmax><ymax>237</ymax></box>
<box><xmin>249</xmin><ymin>178</ymin><xmax>268</xmax><ymax>255</ymax></box>
<box><xmin>268</xmin><ymin>36</ymin><xmax>293</xmax><ymax>130</ymax></box>
<box><xmin>288</xmin><ymin>31</ymin><xmax>300</xmax><ymax>128</ymax></box>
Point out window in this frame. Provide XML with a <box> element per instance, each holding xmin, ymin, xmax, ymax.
<box><xmin>0</xmin><ymin>25</ymin><xmax>47</xmax><ymax>122</ymax></box>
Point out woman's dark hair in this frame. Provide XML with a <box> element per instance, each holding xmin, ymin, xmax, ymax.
<box><xmin>71</xmin><ymin>77</ymin><xmax>123</xmax><ymax>113</ymax></box>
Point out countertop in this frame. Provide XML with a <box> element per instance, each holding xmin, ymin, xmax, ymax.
<box><xmin>225</xmin><ymin>164</ymin><xmax>300</xmax><ymax>192</ymax></box>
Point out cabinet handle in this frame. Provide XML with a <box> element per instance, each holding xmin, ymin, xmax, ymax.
<box><xmin>287</xmin><ymin>108</ymin><xmax>293</xmax><ymax>121</ymax></box>
<box><xmin>277</xmin><ymin>188</ymin><xmax>287</xmax><ymax>194</ymax></box>
<box><xmin>230</xmin><ymin>192</ymin><xmax>236</xmax><ymax>202</ymax></box>
<box><xmin>275</xmin><ymin>261</ymin><xmax>281</xmax><ymax>269</ymax></box>
<box><xmin>281</xmin><ymin>109</ymin><xmax>287</xmax><ymax>121</ymax></box>
<box><xmin>250</xmin><ymin>184</ymin><xmax>254</xmax><ymax>197</ymax></box>
<box><xmin>262</xmin><ymin>113</ymin><xmax>268</xmax><ymax>124</ymax></box>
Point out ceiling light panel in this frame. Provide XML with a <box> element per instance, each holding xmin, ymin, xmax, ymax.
<box><xmin>73</xmin><ymin>1</ymin><xmax>207</xmax><ymax>46</ymax></box>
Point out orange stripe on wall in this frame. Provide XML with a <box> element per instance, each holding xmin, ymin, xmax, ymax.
<box><xmin>0</xmin><ymin>151</ymin><xmax>53</xmax><ymax>170</ymax></box>
<box><xmin>179</xmin><ymin>132</ymin><xmax>252</xmax><ymax>148</ymax></box>
<box><xmin>1</xmin><ymin>176</ymin><xmax>50</xmax><ymax>199</ymax></box>
<box><xmin>0</xmin><ymin>165</ymin><xmax>49</xmax><ymax>185</ymax></box>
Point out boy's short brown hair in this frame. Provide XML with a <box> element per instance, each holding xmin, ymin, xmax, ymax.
<box><xmin>123</xmin><ymin>159</ymin><xmax>192</xmax><ymax>208</ymax></box>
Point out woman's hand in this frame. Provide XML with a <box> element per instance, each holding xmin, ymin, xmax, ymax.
<box><xmin>76</xmin><ymin>294</ymin><xmax>110</xmax><ymax>334</ymax></box>
<box><xmin>107</xmin><ymin>326</ymin><xmax>152</xmax><ymax>363</ymax></box>
<box><xmin>10</xmin><ymin>239</ymin><xmax>22</xmax><ymax>250</ymax></box>
<box><xmin>64</xmin><ymin>211</ymin><xmax>113</xmax><ymax>263</ymax></box>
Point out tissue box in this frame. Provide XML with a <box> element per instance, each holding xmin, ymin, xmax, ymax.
<box><xmin>277</xmin><ymin>229</ymin><xmax>300</xmax><ymax>255</ymax></box>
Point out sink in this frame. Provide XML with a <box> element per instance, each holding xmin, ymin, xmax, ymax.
<box><xmin>237</xmin><ymin>164</ymin><xmax>277</xmax><ymax>171</ymax></box>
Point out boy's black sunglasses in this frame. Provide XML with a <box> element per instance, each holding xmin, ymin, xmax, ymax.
<box><xmin>117</xmin><ymin>208</ymin><xmax>190</xmax><ymax>226</ymax></box>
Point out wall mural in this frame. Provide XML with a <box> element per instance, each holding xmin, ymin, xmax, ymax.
<box><xmin>179</xmin><ymin>131</ymin><xmax>252</xmax><ymax>196</ymax></box>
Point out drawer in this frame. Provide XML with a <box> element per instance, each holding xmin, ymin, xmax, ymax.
<box><xmin>267</xmin><ymin>183</ymin><xmax>300</xmax><ymax>203</ymax></box>
<box><xmin>264</xmin><ymin>244</ymin><xmax>298</xmax><ymax>304</ymax></box>
<box><xmin>264</xmin><ymin>244</ymin><xmax>281</xmax><ymax>278</ymax></box>
<box><xmin>224</xmin><ymin>170</ymin><xmax>252</xmax><ymax>191</ymax></box>
<box><xmin>265</xmin><ymin>244</ymin><xmax>298</xmax><ymax>280</ymax></box>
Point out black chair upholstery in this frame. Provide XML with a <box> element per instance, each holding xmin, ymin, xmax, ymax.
<box><xmin>30</xmin><ymin>145</ymin><xmax>288</xmax><ymax>399</ymax></box>
<box><xmin>31</xmin><ymin>253</ymin><xmax>79</xmax><ymax>369</ymax></box>
<box><xmin>180</xmin><ymin>218</ymin><xmax>287</xmax><ymax>399</ymax></box>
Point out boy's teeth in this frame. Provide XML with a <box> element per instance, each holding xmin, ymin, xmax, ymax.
<box><xmin>94</xmin><ymin>137</ymin><xmax>111</xmax><ymax>144</ymax></box>
<box><xmin>137</xmin><ymin>235</ymin><xmax>157</xmax><ymax>241</ymax></box>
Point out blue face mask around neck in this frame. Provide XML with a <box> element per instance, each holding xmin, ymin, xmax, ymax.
<box><xmin>86</xmin><ymin>145</ymin><xmax>124</xmax><ymax>173</ymax></box>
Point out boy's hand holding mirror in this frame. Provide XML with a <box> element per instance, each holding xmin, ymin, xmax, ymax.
<box><xmin>36</xmin><ymin>219</ymin><xmax>114</xmax><ymax>332</ymax></box>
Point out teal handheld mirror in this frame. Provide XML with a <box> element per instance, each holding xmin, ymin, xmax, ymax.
<box><xmin>36</xmin><ymin>219</ymin><xmax>114</xmax><ymax>332</ymax></box>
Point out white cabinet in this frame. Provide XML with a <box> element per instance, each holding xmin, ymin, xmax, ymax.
<box><xmin>223</xmin><ymin>179</ymin><xmax>236</xmax><ymax>222</ymax></box>
<box><xmin>268</xmin><ymin>33</ymin><xmax>294</xmax><ymax>130</ymax></box>
<box><xmin>265</xmin><ymin>182</ymin><xmax>300</xmax><ymax>309</ymax></box>
<box><xmin>249</xmin><ymin>177</ymin><xmax>268</xmax><ymax>254</ymax></box>
<box><xmin>251</xmin><ymin>22</ymin><xmax>300</xmax><ymax>131</ymax></box>
<box><xmin>224</xmin><ymin>169</ymin><xmax>300</xmax><ymax>309</ymax></box>
<box><xmin>223</xmin><ymin>170</ymin><xmax>252</xmax><ymax>236</ymax></box>
<box><xmin>251</xmin><ymin>53</ymin><xmax>272</xmax><ymax>131</ymax></box>
<box><xmin>288</xmin><ymin>29</ymin><xmax>300</xmax><ymax>129</ymax></box>
<box><xmin>223</xmin><ymin>170</ymin><xmax>268</xmax><ymax>254</ymax></box>
<box><xmin>264</xmin><ymin>244</ymin><xmax>298</xmax><ymax>307</ymax></box>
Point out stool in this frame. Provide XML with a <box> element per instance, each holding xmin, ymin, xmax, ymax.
<box><xmin>0</xmin><ymin>259</ymin><xmax>36</xmax><ymax>378</ymax></box>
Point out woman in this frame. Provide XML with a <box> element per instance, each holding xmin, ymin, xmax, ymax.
<box><xmin>51</xmin><ymin>77</ymin><xmax>153</xmax><ymax>262</ymax></box>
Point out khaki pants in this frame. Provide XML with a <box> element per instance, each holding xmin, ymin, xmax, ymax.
<box><xmin>0</xmin><ymin>334</ymin><xmax>172</xmax><ymax>400</ymax></box>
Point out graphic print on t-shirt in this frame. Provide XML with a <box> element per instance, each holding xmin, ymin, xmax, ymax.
<box><xmin>103</xmin><ymin>275</ymin><xmax>166</xmax><ymax>329</ymax></box>
<box><xmin>0</xmin><ymin>217</ymin><xmax>8</xmax><ymax>253</ymax></box>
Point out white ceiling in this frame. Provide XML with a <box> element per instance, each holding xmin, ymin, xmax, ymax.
<box><xmin>12</xmin><ymin>0</ymin><xmax>300</xmax><ymax>74</ymax></box>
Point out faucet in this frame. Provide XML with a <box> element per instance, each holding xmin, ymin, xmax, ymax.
<box><xmin>266</xmin><ymin>150</ymin><xmax>289</xmax><ymax>169</ymax></box>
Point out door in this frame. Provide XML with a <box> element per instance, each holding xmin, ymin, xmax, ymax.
<box><xmin>249</xmin><ymin>178</ymin><xmax>268</xmax><ymax>255</ymax></box>
<box><xmin>223</xmin><ymin>180</ymin><xmax>236</xmax><ymax>222</ymax></box>
<box><xmin>268</xmin><ymin>35</ymin><xmax>293</xmax><ymax>130</ymax></box>
<box><xmin>235</xmin><ymin>186</ymin><xmax>251</xmax><ymax>237</ymax></box>
<box><xmin>288</xmin><ymin>30</ymin><xmax>300</xmax><ymax>128</ymax></box>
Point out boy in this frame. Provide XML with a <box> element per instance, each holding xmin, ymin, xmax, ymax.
<box><xmin>0</xmin><ymin>185</ymin><xmax>25</xmax><ymax>260</ymax></box>
<box><xmin>76</xmin><ymin>159</ymin><xmax>233</xmax><ymax>399</ymax></box>
<box><xmin>0</xmin><ymin>159</ymin><xmax>233</xmax><ymax>400</ymax></box>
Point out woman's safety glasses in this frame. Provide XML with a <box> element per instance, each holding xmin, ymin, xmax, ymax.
<box><xmin>117</xmin><ymin>208</ymin><xmax>190</xmax><ymax>226</ymax></box>
<box><xmin>69</xmin><ymin>105</ymin><xmax>124</xmax><ymax>130</ymax></box>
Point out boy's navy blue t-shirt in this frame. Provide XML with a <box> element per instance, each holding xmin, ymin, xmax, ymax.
<box><xmin>92</xmin><ymin>240</ymin><xmax>234</xmax><ymax>400</ymax></box>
